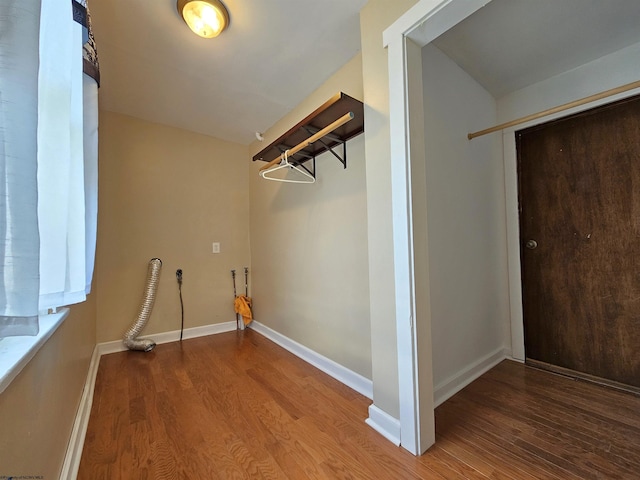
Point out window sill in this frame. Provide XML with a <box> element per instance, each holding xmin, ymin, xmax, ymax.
<box><xmin>0</xmin><ymin>308</ymin><xmax>69</xmax><ymax>394</ymax></box>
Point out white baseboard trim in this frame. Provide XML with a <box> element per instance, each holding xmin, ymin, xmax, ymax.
<box><xmin>61</xmin><ymin>321</ymin><xmax>237</xmax><ymax>480</ymax></box>
<box><xmin>365</xmin><ymin>404</ymin><xmax>401</xmax><ymax>446</ymax></box>
<box><xmin>249</xmin><ymin>321</ymin><xmax>373</xmax><ymax>399</ymax></box>
<box><xmin>97</xmin><ymin>321</ymin><xmax>237</xmax><ymax>355</ymax></box>
<box><xmin>434</xmin><ymin>347</ymin><xmax>509</xmax><ymax>407</ymax></box>
<box><xmin>59</xmin><ymin>344</ymin><xmax>101</xmax><ymax>480</ymax></box>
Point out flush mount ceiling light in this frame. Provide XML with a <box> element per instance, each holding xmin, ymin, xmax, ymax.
<box><xmin>177</xmin><ymin>0</ymin><xmax>230</xmax><ymax>38</ymax></box>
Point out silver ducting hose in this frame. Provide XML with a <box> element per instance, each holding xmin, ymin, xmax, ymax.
<box><xmin>123</xmin><ymin>258</ymin><xmax>162</xmax><ymax>352</ymax></box>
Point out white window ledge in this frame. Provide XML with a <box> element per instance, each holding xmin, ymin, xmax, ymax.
<box><xmin>0</xmin><ymin>308</ymin><xmax>69</xmax><ymax>394</ymax></box>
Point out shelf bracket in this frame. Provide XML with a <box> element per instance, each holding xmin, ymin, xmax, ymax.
<box><xmin>295</xmin><ymin>157</ymin><xmax>316</xmax><ymax>178</ymax></box>
<box><xmin>306</xmin><ymin>129</ymin><xmax>347</xmax><ymax>169</ymax></box>
<box><xmin>275</xmin><ymin>144</ymin><xmax>316</xmax><ymax>178</ymax></box>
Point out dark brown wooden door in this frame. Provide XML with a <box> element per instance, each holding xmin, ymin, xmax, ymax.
<box><xmin>517</xmin><ymin>94</ymin><xmax>640</xmax><ymax>390</ymax></box>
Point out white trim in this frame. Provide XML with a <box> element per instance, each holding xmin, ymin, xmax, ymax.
<box><xmin>387</xmin><ymin>34</ymin><xmax>422</xmax><ymax>455</ymax></box>
<box><xmin>433</xmin><ymin>348</ymin><xmax>508</xmax><ymax>407</ymax></box>
<box><xmin>0</xmin><ymin>308</ymin><xmax>69</xmax><ymax>394</ymax></box>
<box><xmin>383</xmin><ymin>0</ymin><xmax>491</xmax><ymax>48</ymax></box>
<box><xmin>365</xmin><ymin>404</ymin><xmax>401</xmax><ymax>446</ymax></box>
<box><xmin>97</xmin><ymin>321</ymin><xmax>237</xmax><ymax>355</ymax></box>
<box><xmin>503</xmin><ymin>133</ymin><xmax>526</xmax><ymax>361</ymax></box>
<box><xmin>384</xmin><ymin>0</ymin><xmax>501</xmax><ymax>456</ymax></box>
<box><xmin>249</xmin><ymin>321</ymin><xmax>373</xmax><ymax>399</ymax></box>
<box><xmin>59</xmin><ymin>345</ymin><xmax>100</xmax><ymax>480</ymax></box>
<box><xmin>383</xmin><ymin>0</ymin><xmax>447</xmax><ymax>45</ymax></box>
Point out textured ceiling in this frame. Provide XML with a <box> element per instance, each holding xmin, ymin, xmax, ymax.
<box><xmin>432</xmin><ymin>0</ymin><xmax>640</xmax><ymax>98</ymax></box>
<box><xmin>89</xmin><ymin>0</ymin><xmax>367</xmax><ymax>145</ymax></box>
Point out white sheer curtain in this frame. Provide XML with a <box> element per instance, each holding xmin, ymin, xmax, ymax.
<box><xmin>37</xmin><ymin>0</ymin><xmax>88</xmax><ymax>310</ymax></box>
<box><xmin>84</xmin><ymin>74</ymin><xmax>99</xmax><ymax>295</ymax></box>
<box><xmin>0</xmin><ymin>0</ymin><xmax>42</xmax><ymax>336</ymax></box>
<box><xmin>0</xmin><ymin>0</ymin><xmax>99</xmax><ymax>337</ymax></box>
<box><xmin>82</xmin><ymin>0</ymin><xmax>99</xmax><ymax>295</ymax></box>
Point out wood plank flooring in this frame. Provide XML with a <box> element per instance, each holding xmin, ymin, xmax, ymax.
<box><xmin>78</xmin><ymin>330</ymin><xmax>640</xmax><ymax>479</ymax></box>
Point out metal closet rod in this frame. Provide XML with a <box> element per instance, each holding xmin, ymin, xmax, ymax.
<box><xmin>468</xmin><ymin>79</ymin><xmax>640</xmax><ymax>140</ymax></box>
<box><xmin>259</xmin><ymin>112</ymin><xmax>354</xmax><ymax>172</ymax></box>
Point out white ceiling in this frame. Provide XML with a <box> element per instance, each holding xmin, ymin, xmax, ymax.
<box><xmin>432</xmin><ymin>0</ymin><xmax>640</xmax><ymax>98</ymax></box>
<box><xmin>90</xmin><ymin>0</ymin><xmax>640</xmax><ymax>145</ymax></box>
<box><xmin>89</xmin><ymin>0</ymin><xmax>367</xmax><ymax>145</ymax></box>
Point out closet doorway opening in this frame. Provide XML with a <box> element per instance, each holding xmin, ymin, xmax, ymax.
<box><xmin>385</xmin><ymin>0</ymin><xmax>640</xmax><ymax>454</ymax></box>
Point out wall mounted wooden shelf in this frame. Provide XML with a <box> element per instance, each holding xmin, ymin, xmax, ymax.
<box><xmin>252</xmin><ymin>92</ymin><xmax>364</xmax><ymax>166</ymax></box>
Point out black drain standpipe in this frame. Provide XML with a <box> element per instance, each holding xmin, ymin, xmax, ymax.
<box><xmin>176</xmin><ymin>269</ymin><xmax>184</xmax><ymax>341</ymax></box>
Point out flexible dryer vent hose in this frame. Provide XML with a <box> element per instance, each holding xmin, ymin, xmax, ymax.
<box><xmin>123</xmin><ymin>258</ymin><xmax>162</xmax><ymax>352</ymax></box>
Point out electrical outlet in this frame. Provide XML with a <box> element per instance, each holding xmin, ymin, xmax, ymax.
<box><xmin>212</xmin><ymin>242</ymin><xmax>220</xmax><ymax>254</ymax></box>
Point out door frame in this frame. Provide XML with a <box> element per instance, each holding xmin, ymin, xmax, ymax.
<box><xmin>384</xmin><ymin>0</ymin><xmax>640</xmax><ymax>455</ymax></box>
<box><xmin>502</xmin><ymin>91</ymin><xmax>640</xmax><ymax>361</ymax></box>
<box><xmin>383</xmin><ymin>0</ymin><xmax>493</xmax><ymax>455</ymax></box>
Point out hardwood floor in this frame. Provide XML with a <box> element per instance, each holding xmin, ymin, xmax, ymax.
<box><xmin>78</xmin><ymin>330</ymin><xmax>640</xmax><ymax>479</ymax></box>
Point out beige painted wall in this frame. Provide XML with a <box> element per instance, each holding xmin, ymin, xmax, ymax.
<box><xmin>96</xmin><ymin>112</ymin><xmax>250</xmax><ymax>342</ymax></box>
<box><xmin>360</xmin><ymin>0</ymin><xmax>419</xmax><ymax>418</ymax></box>
<box><xmin>248</xmin><ymin>54</ymin><xmax>372</xmax><ymax>378</ymax></box>
<box><xmin>0</xmin><ymin>296</ymin><xmax>96</xmax><ymax>478</ymax></box>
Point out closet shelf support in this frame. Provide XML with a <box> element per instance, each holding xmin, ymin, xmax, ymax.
<box><xmin>302</xmin><ymin>125</ymin><xmax>343</xmax><ymax>144</ymax></box>
<box><xmin>275</xmin><ymin>144</ymin><xmax>314</xmax><ymax>162</ymax></box>
<box><xmin>259</xmin><ymin>112</ymin><xmax>354</xmax><ymax>172</ymax></box>
<box><xmin>253</xmin><ymin>92</ymin><xmax>364</xmax><ymax>181</ymax></box>
<box><xmin>313</xmin><ymin>135</ymin><xmax>347</xmax><ymax>169</ymax></box>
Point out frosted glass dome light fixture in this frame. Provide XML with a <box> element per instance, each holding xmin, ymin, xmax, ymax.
<box><xmin>177</xmin><ymin>0</ymin><xmax>230</xmax><ymax>38</ymax></box>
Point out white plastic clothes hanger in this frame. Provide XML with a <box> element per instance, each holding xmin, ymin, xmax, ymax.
<box><xmin>260</xmin><ymin>150</ymin><xmax>316</xmax><ymax>184</ymax></box>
